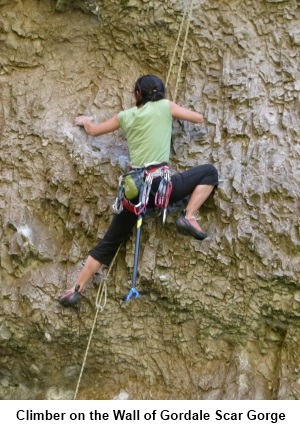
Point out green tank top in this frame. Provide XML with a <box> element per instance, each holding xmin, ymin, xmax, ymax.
<box><xmin>118</xmin><ymin>99</ymin><xmax>172</xmax><ymax>166</ymax></box>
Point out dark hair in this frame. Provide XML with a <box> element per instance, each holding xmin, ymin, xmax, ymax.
<box><xmin>134</xmin><ymin>75</ymin><xmax>166</xmax><ymax>107</ymax></box>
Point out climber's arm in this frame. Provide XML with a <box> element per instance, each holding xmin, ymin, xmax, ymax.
<box><xmin>169</xmin><ymin>101</ymin><xmax>203</xmax><ymax>124</ymax></box>
<box><xmin>75</xmin><ymin>115</ymin><xmax>120</xmax><ymax>136</ymax></box>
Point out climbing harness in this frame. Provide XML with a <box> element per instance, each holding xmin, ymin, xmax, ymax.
<box><xmin>73</xmin><ymin>244</ymin><xmax>121</xmax><ymax>400</ymax></box>
<box><xmin>113</xmin><ymin>163</ymin><xmax>172</xmax><ymax>222</ymax></box>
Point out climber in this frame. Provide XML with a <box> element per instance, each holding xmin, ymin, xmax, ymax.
<box><xmin>59</xmin><ymin>74</ymin><xmax>218</xmax><ymax>307</ymax></box>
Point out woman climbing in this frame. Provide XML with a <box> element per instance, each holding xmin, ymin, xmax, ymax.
<box><xmin>59</xmin><ymin>74</ymin><xmax>218</xmax><ymax>307</ymax></box>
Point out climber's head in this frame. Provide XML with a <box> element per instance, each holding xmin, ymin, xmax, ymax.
<box><xmin>134</xmin><ymin>75</ymin><xmax>166</xmax><ymax>107</ymax></box>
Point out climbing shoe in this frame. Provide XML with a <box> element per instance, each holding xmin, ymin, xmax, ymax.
<box><xmin>59</xmin><ymin>285</ymin><xmax>81</xmax><ymax>307</ymax></box>
<box><xmin>176</xmin><ymin>212</ymin><xmax>207</xmax><ymax>240</ymax></box>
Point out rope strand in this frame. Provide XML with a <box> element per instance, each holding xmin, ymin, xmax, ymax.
<box><xmin>165</xmin><ymin>1</ymin><xmax>189</xmax><ymax>88</ymax></box>
<box><xmin>173</xmin><ymin>0</ymin><xmax>194</xmax><ymax>102</ymax></box>
<box><xmin>166</xmin><ymin>0</ymin><xmax>194</xmax><ymax>102</ymax></box>
<box><xmin>73</xmin><ymin>244</ymin><xmax>122</xmax><ymax>400</ymax></box>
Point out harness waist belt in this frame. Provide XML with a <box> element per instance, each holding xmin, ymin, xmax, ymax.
<box><xmin>146</xmin><ymin>162</ymin><xmax>168</xmax><ymax>171</ymax></box>
<box><xmin>129</xmin><ymin>162</ymin><xmax>168</xmax><ymax>171</ymax></box>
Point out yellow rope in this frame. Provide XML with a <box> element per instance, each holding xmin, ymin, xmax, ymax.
<box><xmin>73</xmin><ymin>244</ymin><xmax>122</xmax><ymax>400</ymax></box>
<box><xmin>165</xmin><ymin>1</ymin><xmax>189</xmax><ymax>88</ymax></box>
<box><xmin>165</xmin><ymin>0</ymin><xmax>194</xmax><ymax>102</ymax></box>
<box><xmin>173</xmin><ymin>0</ymin><xmax>194</xmax><ymax>102</ymax></box>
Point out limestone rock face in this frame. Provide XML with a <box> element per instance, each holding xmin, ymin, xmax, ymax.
<box><xmin>0</xmin><ymin>0</ymin><xmax>299</xmax><ymax>400</ymax></box>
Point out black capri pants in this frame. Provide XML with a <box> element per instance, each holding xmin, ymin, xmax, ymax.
<box><xmin>89</xmin><ymin>164</ymin><xmax>218</xmax><ymax>266</ymax></box>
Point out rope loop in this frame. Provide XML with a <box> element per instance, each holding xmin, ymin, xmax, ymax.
<box><xmin>95</xmin><ymin>278</ymin><xmax>107</xmax><ymax>312</ymax></box>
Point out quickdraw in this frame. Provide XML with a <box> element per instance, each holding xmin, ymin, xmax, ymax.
<box><xmin>154</xmin><ymin>166</ymin><xmax>173</xmax><ymax>224</ymax></box>
<box><xmin>112</xmin><ymin>175</ymin><xmax>125</xmax><ymax>214</ymax></box>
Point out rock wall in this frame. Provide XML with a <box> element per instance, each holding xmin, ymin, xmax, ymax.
<box><xmin>0</xmin><ymin>0</ymin><xmax>299</xmax><ymax>399</ymax></box>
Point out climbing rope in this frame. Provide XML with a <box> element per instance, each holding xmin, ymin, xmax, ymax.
<box><xmin>165</xmin><ymin>0</ymin><xmax>194</xmax><ymax>102</ymax></box>
<box><xmin>73</xmin><ymin>244</ymin><xmax>122</xmax><ymax>400</ymax></box>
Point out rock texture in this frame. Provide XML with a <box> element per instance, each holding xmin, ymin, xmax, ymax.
<box><xmin>0</xmin><ymin>0</ymin><xmax>299</xmax><ymax>400</ymax></box>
